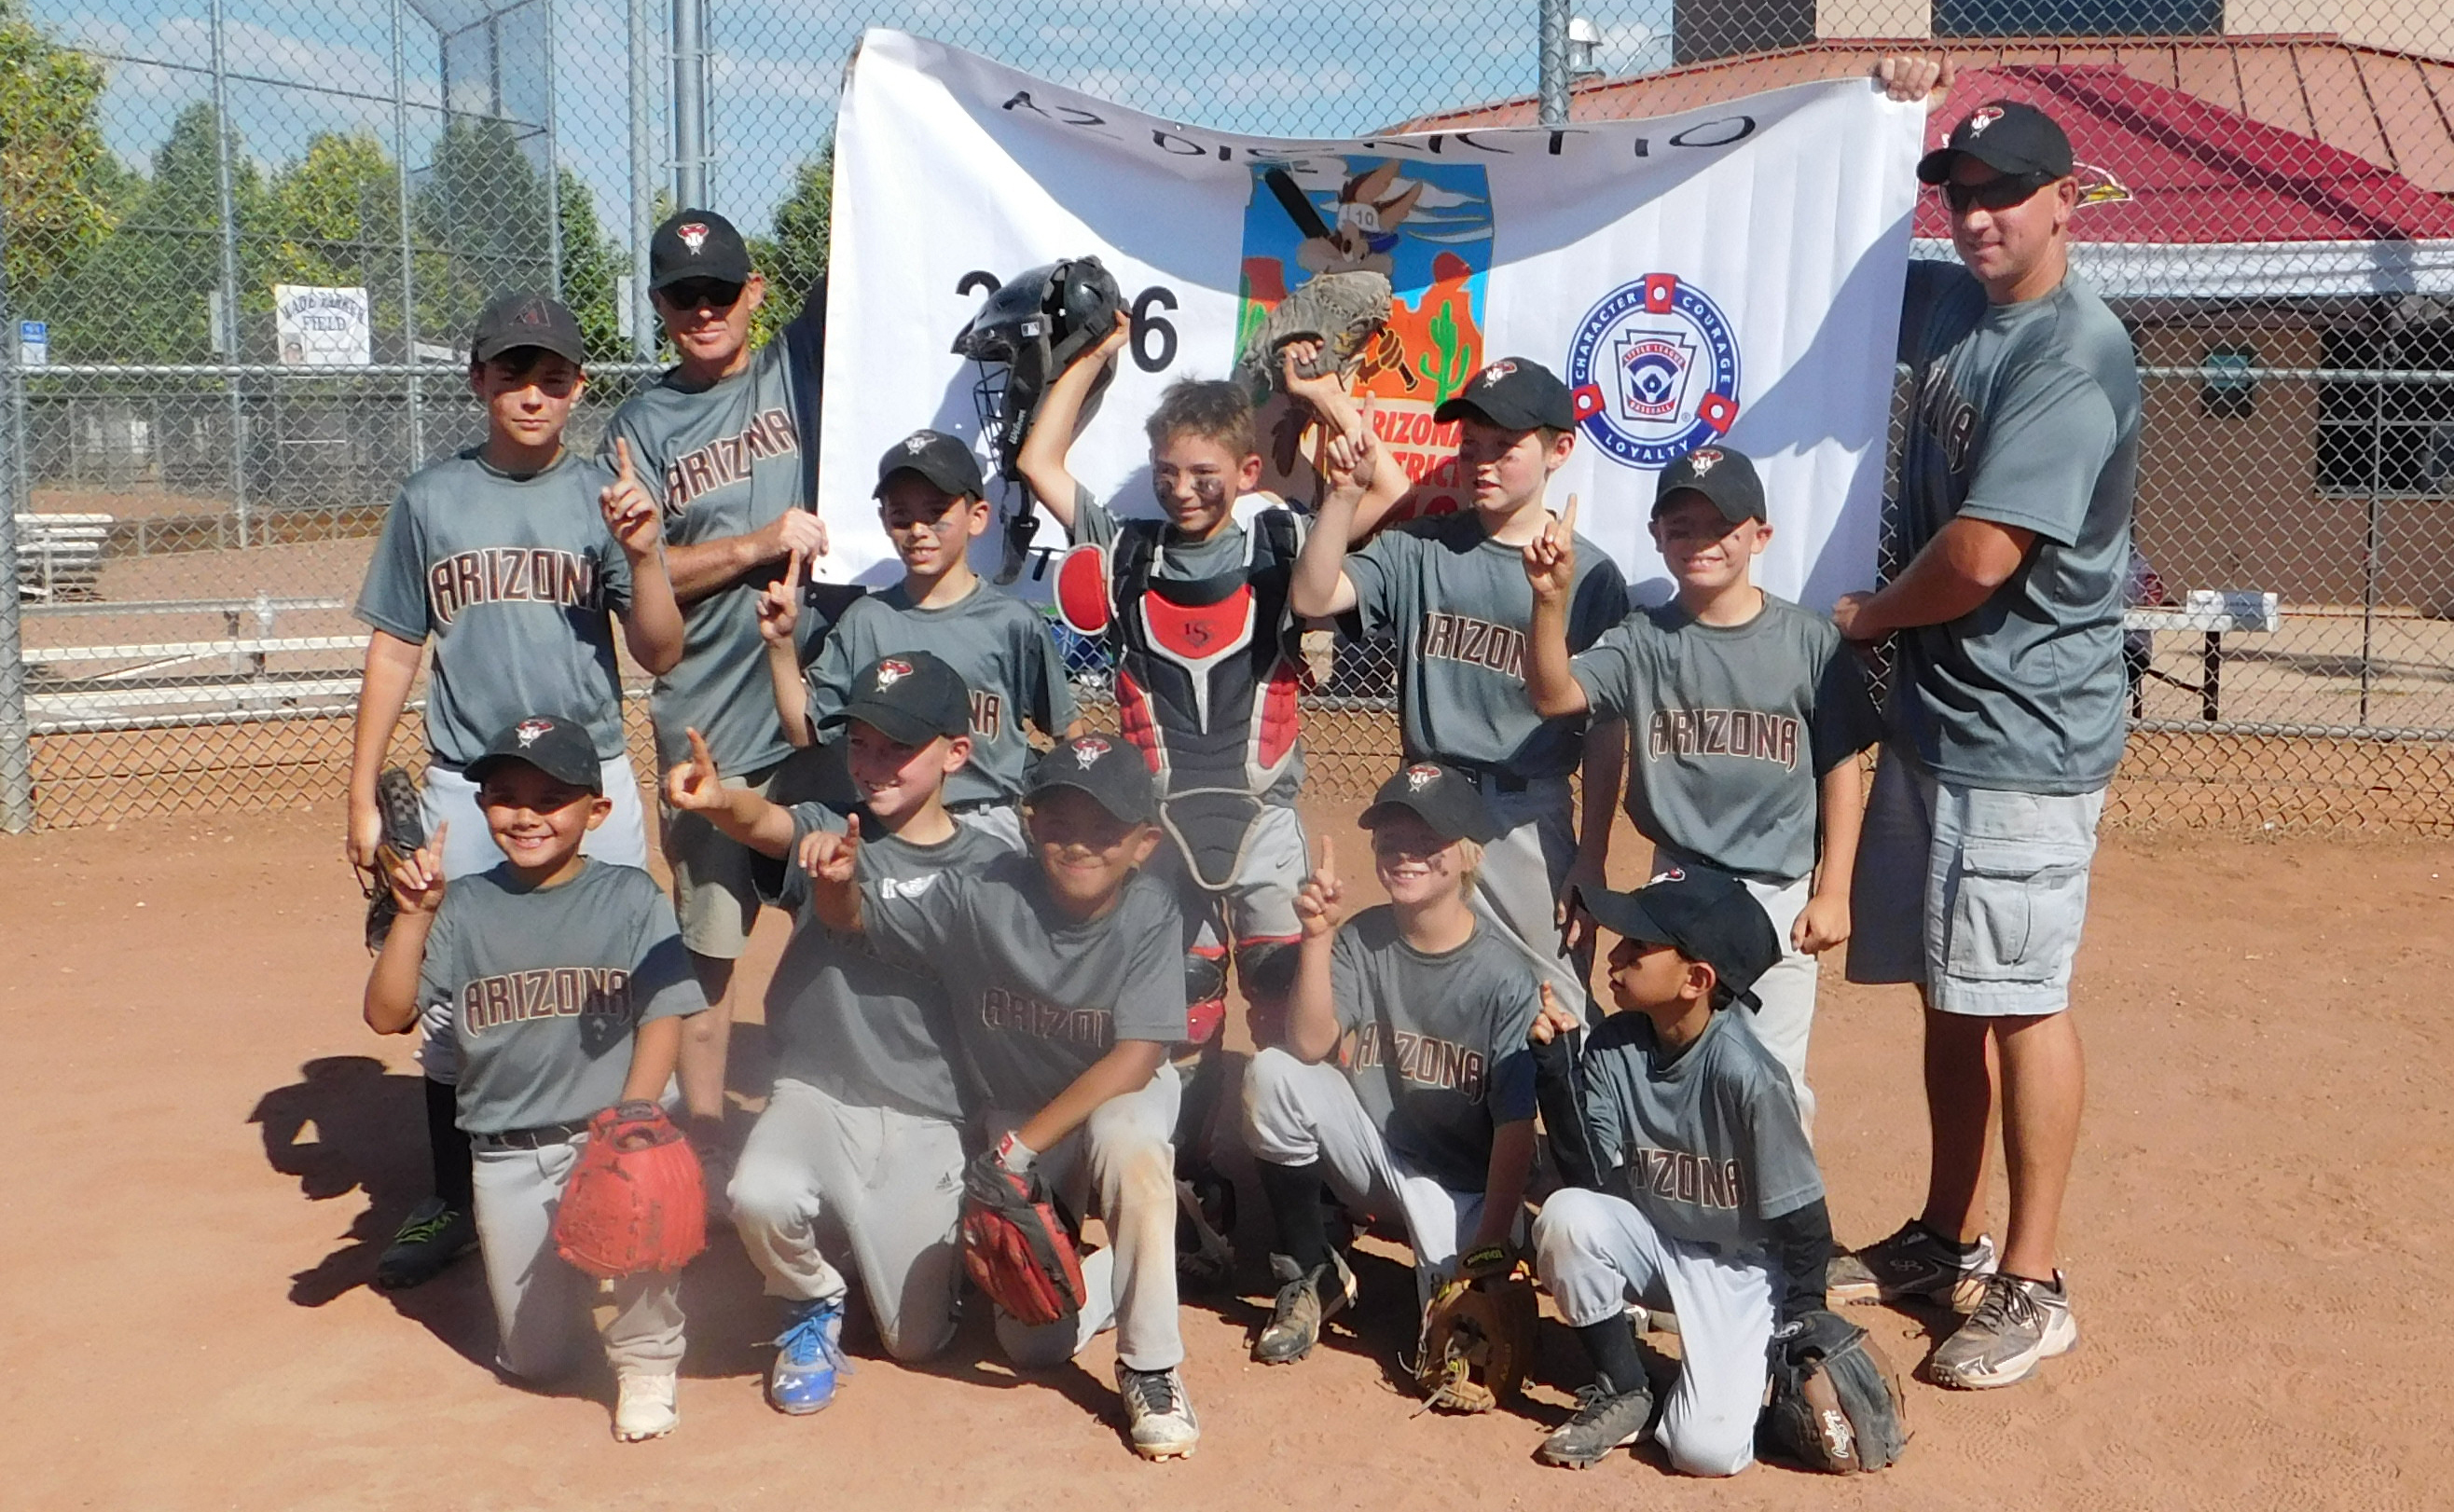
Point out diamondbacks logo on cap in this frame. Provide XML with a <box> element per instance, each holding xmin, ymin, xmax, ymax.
<box><xmin>1687</xmin><ymin>447</ymin><xmax>1723</xmax><ymax>474</ymax></box>
<box><xmin>872</xmin><ymin>658</ymin><xmax>912</xmax><ymax>688</ymax></box>
<box><xmin>1566</xmin><ymin>273</ymin><xmax>1743</xmax><ymax>473</ymax></box>
<box><xmin>515</xmin><ymin>718</ymin><xmax>554</xmax><ymax>747</ymax></box>
<box><xmin>516</xmin><ymin>300</ymin><xmax>548</xmax><ymax>327</ymax></box>
<box><xmin>1072</xmin><ymin>735</ymin><xmax>1112</xmax><ymax>767</ymax></box>
<box><xmin>903</xmin><ymin>433</ymin><xmax>931</xmax><ymax>454</ymax></box>
<box><xmin>1965</xmin><ymin>105</ymin><xmax>2005</xmax><ymax>137</ymax></box>
<box><xmin>1646</xmin><ymin>867</ymin><xmax>1687</xmax><ymax>886</ymax></box>
<box><xmin>678</xmin><ymin>222</ymin><xmax>709</xmax><ymax>254</ymax></box>
<box><xmin>1405</xmin><ymin>763</ymin><xmax>1441</xmax><ymax>791</ymax></box>
<box><xmin>1479</xmin><ymin>360</ymin><xmax>1517</xmax><ymax>387</ymax></box>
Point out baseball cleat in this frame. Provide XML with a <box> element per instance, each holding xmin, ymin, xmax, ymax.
<box><xmin>1929</xmin><ymin>1270</ymin><xmax>2079</xmax><ymax>1390</ymax></box>
<box><xmin>1174</xmin><ymin>1170</ymin><xmax>1238</xmax><ymax>1291</ymax></box>
<box><xmin>767</xmin><ymin>1297</ymin><xmax>848</xmax><ymax>1414</ymax></box>
<box><xmin>374</xmin><ymin>1197</ymin><xmax>475</xmax><ymax>1290</ymax></box>
<box><xmin>614</xmin><ymin>1371</ymin><xmax>679</xmax><ymax>1441</ymax></box>
<box><xmin>1252</xmin><ymin>1249</ymin><xmax>1357</xmax><ymax>1365</ymax></box>
<box><xmin>1116</xmin><ymin>1362</ymin><xmax>1200</xmax><ymax>1460</ymax></box>
<box><xmin>1536</xmin><ymin>1379</ymin><xmax>1655</xmax><ymax>1469</ymax></box>
<box><xmin>1827</xmin><ymin>1220</ymin><xmax>1997</xmax><ymax>1309</ymax></box>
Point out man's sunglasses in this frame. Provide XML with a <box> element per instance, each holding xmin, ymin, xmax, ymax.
<box><xmin>661</xmin><ymin>279</ymin><xmax>744</xmax><ymax>310</ymax></box>
<box><xmin>1939</xmin><ymin>173</ymin><xmax>2054</xmax><ymax>213</ymax></box>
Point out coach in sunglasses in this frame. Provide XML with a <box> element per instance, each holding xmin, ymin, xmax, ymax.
<box><xmin>1826</xmin><ymin>61</ymin><xmax>2141</xmax><ymax>1401</ymax></box>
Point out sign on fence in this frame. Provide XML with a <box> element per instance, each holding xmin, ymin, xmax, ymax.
<box><xmin>821</xmin><ymin>29</ymin><xmax>1923</xmax><ymax>607</ymax></box>
<box><xmin>273</xmin><ymin>285</ymin><xmax>373</xmax><ymax>367</ymax></box>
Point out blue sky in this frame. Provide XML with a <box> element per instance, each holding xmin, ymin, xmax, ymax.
<box><xmin>48</xmin><ymin>0</ymin><xmax>1674</xmax><ymax>237</ymax></box>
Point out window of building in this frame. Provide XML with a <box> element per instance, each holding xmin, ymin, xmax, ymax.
<box><xmin>1935</xmin><ymin>0</ymin><xmax>2220</xmax><ymax>37</ymax></box>
<box><xmin>2201</xmin><ymin>345</ymin><xmax>2255</xmax><ymax>419</ymax></box>
<box><xmin>2317</xmin><ymin>321</ymin><xmax>2454</xmax><ymax>497</ymax></box>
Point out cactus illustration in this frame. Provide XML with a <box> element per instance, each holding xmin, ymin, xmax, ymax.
<box><xmin>1417</xmin><ymin>296</ymin><xmax>1471</xmax><ymax>400</ymax></box>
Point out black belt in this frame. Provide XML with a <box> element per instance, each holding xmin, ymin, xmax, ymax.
<box><xmin>1453</xmin><ymin>766</ymin><xmax>1532</xmax><ymax>793</ymax></box>
<box><xmin>472</xmin><ymin>1116</ymin><xmax>592</xmax><ymax>1150</ymax></box>
<box><xmin>944</xmin><ymin>798</ymin><xmax>1011</xmax><ymax>815</ymax></box>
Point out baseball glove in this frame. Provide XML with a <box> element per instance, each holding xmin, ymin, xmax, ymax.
<box><xmin>1758</xmin><ymin>1309</ymin><xmax>1910</xmax><ymax>1473</ymax></box>
<box><xmin>550</xmin><ymin>1101</ymin><xmax>709</xmax><ymax>1280</ymax></box>
<box><xmin>363</xmin><ymin>766</ymin><xmax>424</xmax><ymax>954</ymax></box>
<box><xmin>1411</xmin><ymin>1244</ymin><xmax>1537</xmax><ymax>1414</ymax></box>
<box><xmin>959</xmin><ymin>1149</ymin><xmax>1088</xmax><ymax>1327</ymax></box>
<box><xmin>1234</xmin><ymin>269</ymin><xmax>1392</xmax><ymax>398</ymax></box>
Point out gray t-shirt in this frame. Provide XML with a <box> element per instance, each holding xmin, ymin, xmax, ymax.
<box><xmin>1572</xmin><ymin>596</ymin><xmax>1881</xmax><ymax>884</ymax></box>
<box><xmin>1069</xmin><ymin>488</ymin><xmax>1308</xmax><ymax>805</ymax></box>
<box><xmin>353</xmin><ymin>448</ymin><xmax>633</xmax><ymax>766</ymax></box>
<box><xmin>602</xmin><ymin>336</ymin><xmax>809</xmax><ymax>773</ymax></box>
<box><xmin>416</xmin><ymin>860</ymin><xmax>706</xmax><ymax>1134</ymax></box>
<box><xmin>1330</xmin><ymin>907</ymin><xmax>1540</xmax><ymax>1194</ymax></box>
<box><xmin>1346</xmin><ymin>513</ymin><xmax>1629</xmax><ymax>777</ymax></box>
<box><xmin>1893</xmin><ymin>259</ymin><xmax>2141</xmax><ymax>793</ymax></box>
<box><xmin>766</xmin><ymin>807</ymin><xmax>1010</xmax><ymax>1122</ymax></box>
<box><xmin>864</xmin><ymin>853</ymin><xmax>1189</xmax><ymax>1115</ymax></box>
<box><xmin>1576</xmin><ymin>1007</ymin><xmax>1822</xmax><ymax>1253</ymax></box>
<box><xmin>804</xmin><ymin>581</ymin><xmax>1077</xmax><ymax>809</ymax></box>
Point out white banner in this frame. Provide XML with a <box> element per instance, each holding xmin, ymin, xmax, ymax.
<box><xmin>822</xmin><ymin>31</ymin><xmax>1922</xmax><ymax>610</ymax></box>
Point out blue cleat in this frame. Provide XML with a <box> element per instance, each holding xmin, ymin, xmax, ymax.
<box><xmin>767</xmin><ymin>1298</ymin><xmax>848</xmax><ymax>1414</ymax></box>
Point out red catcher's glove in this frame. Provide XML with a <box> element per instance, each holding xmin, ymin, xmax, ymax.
<box><xmin>551</xmin><ymin>1101</ymin><xmax>707</xmax><ymax>1279</ymax></box>
<box><xmin>959</xmin><ymin>1149</ymin><xmax>1087</xmax><ymax>1326</ymax></box>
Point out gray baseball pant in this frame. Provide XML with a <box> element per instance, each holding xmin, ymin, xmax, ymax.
<box><xmin>470</xmin><ymin>1134</ymin><xmax>684</xmax><ymax>1381</ymax></box>
<box><xmin>727</xmin><ymin>1077</ymin><xmax>966</xmax><ymax>1362</ymax></box>
<box><xmin>986</xmin><ymin>1063</ymin><xmax>1182</xmax><ymax>1373</ymax></box>
<box><xmin>1468</xmin><ymin>775</ymin><xmax>1592</xmax><ymax>1022</ymax></box>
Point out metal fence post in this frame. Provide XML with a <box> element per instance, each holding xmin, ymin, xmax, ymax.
<box><xmin>672</xmin><ymin>0</ymin><xmax>708</xmax><ymax>208</ymax></box>
<box><xmin>1537</xmin><ymin>0</ymin><xmax>1570</xmax><ymax>129</ymax></box>
<box><xmin>545</xmin><ymin>0</ymin><xmax>563</xmax><ymax>293</ymax></box>
<box><xmin>0</xmin><ymin>261</ymin><xmax>31</xmax><ymax>832</ymax></box>
<box><xmin>629</xmin><ymin>0</ymin><xmax>655</xmax><ymax>359</ymax></box>
<box><xmin>210</xmin><ymin>0</ymin><xmax>250</xmax><ymax>548</ymax></box>
<box><xmin>391</xmin><ymin>0</ymin><xmax>424</xmax><ymax>468</ymax></box>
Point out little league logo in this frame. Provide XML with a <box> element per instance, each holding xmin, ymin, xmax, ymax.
<box><xmin>1565</xmin><ymin>274</ymin><xmax>1743</xmax><ymax>471</ymax></box>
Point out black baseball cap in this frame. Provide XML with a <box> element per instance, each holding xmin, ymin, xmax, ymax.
<box><xmin>1917</xmin><ymin>101</ymin><xmax>2074</xmax><ymax>186</ymax></box>
<box><xmin>1026</xmin><ymin>735</ymin><xmax>1158</xmax><ymax>826</ymax></box>
<box><xmin>875</xmin><ymin>429</ymin><xmax>986</xmax><ymax>501</ymax></box>
<box><xmin>1359</xmin><ymin>762</ymin><xmax>1500</xmax><ymax>845</ymax></box>
<box><xmin>470</xmin><ymin>289</ymin><xmax>587</xmax><ymax>366</ymax></box>
<box><xmin>1582</xmin><ymin>866</ymin><xmax>1782</xmax><ymax>1010</ymax></box>
<box><xmin>1653</xmin><ymin>444</ymin><xmax>1765</xmax><ymax>525</ymax></box>
<box><xmin>824</xmin><ymin>651</ymin><xmax>972</xmax><ymax>747</ymax></box>
<box><xmin>465</xmin><ymin>714</ymin><xmax>602</xmax><ymax>794</ymax></box>
<box><xmin>649</xmin><ymin>209</ymin><xmax>753</xmax><ymax>291</ymax></box>
<box><xmin>1434</xmin><ymin>357</ymin><xmax>1576</xmax><ymax>432</ymax></box>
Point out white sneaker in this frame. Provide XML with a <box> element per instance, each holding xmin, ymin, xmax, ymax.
<box><xmin>1930</xmin><ymin>1271</ymin><xmax>2079</xmax><ymax>1389</ymax></box>
<box><xmin>614</xmin><ymin>1371</ymin><xmax>679</xmax><ymax>1441</ymax></box>
<box><xmin>1115</xmin><ymin>1362</ymin><xmax>1200</xmax><ymax>1460</ymax></box>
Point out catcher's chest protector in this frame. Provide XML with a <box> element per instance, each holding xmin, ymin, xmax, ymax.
<box><xmin>1071</xmin><ymin>516</ymin><xmax>1305</xmax><ymax>890</ymax></box>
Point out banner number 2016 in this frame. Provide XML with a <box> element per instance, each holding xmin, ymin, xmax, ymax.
<box><xmin>954</xmin><ymin>272</ymin><xmax>1179</xmax><ymax>375</ymax></box>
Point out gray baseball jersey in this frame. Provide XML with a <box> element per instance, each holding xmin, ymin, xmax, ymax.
<box><xmin>1345</xmin><ymin>513</ymin><xmax>1629</xmax><ymax>777</ymax></box>
<box><xmin>766</xmin><ymin>806</ymin><xmax>1005</xmax><ymax>1122</ymax></box>
<box><xmin>863</xmin><ymin>853</ymin><xmax>1188</xmax><ymax>1115</ymax></box>
<box><xmin>1330</xmin><ymin>906</ymin><xmax>1541</xmax><ymax>1194</ymax></box>
<box><xmin>1575</xmin><ymin>1007</ymin><xmax>1822</xmax><ymax>1252</ymax></box>
<box><xmin>353</xmin><ymin>449</ymin><xmax>632</xmax><ymax>765</ymax></box>
<box><xmin>1893</xmin><ymin>259</ymin><xmax>2141</xmax><ymax>794</ymax></box>
<box><xmin>601</xmin><ymin>336</ymin><xmax>808</xmax><ymax>773</ymax></box>
<box><xmin>415</xmin><ymin>860</ymin><xmax>706</xmax><ymax>1134</ymax></box>
<box><xmin>804</xmin><ymin>582</ymin><xmax>1077</xmax><ymax>809</ymax></box>
<box><xmin>1572</xmin><ymin>596</ymin><xmax>1881</xmax><ymax>884</ymax></box>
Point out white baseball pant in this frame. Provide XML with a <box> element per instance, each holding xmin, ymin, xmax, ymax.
<box><xmin>470</xmin><ymin>1133</ymin><xmax>685</xmax><ymax>1381</ymax></box>
<box><xmin>727</xmin><ymin>1078</ymin><xmax>968</xmax><ymax>1362</ymax></box>
<box><xmin>1468</xmin><ymin>776</ymin><xmax>1592</xmax><ymax>1023</ymax></box>
<box><xmin>1534</xmin><ymin>1187</ymin><xmax>1776</xmax><ymax>1478</ymax></box>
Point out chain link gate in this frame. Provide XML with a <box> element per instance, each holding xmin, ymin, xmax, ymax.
<box><xmin>3</xmin><ymin>0</ymin><xmax>2450</xmax><ymax>831</ymax></box>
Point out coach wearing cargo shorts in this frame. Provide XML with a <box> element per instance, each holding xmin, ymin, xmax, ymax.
<box><xmin>1828</xmin><ymin>65</ymin><xmax>2140</xmax><ymax>1394</ymax></box>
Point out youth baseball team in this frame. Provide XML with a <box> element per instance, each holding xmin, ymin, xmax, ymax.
<box><xmin>347</xmin><ymin>55</ymin><xmax>2139</xmax><ymax>1471</ymax></box>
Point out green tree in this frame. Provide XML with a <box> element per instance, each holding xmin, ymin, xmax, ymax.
<box><xmin>70</xmin><ymin>102</ymin><xmax>269</xmax><ymax>362</ymax></box>
<box><xmin>749</xmin><ymin>148</ymin><xmax>830</xmax><ymax>347</ymax></box>
<box><xmin>556</xmin><ymin>168</ymin><xmax>627</xmax><ymax>363</ymax></box>
<box><xmin>0</xmin><ymin>0</ymin><xmax>118</xmax><ymax>307</ymax></box>
<box><xmin>267</xmin><ymin>131</ymin><xmax>399</xmax><ymax>289</ymax></box>
<box><xmin>413</xmin><ymin>117</ymin><xmax>549</xmax><ymax>342</ymax></box>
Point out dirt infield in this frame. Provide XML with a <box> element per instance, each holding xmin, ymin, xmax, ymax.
<box><xmin>2</xmin><ymin>804</ymin><xmax>2447</xmax><ymax>1511</ymax></box>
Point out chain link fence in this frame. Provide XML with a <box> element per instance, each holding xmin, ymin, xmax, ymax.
<box><xmin>4</xmin><ymin>0</ymin><xmax>2452</xmax><ymax>832</ymax></box>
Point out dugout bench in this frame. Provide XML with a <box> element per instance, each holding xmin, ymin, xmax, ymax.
<box><xmin>2125</xmin><ymin>590</ymin><xmax>2282</xmax><ymax>722</ymax></box>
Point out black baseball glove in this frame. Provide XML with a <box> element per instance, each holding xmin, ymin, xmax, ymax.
<box><xmin>1758</xmin><ymin>1308</ymin><xmax>1909</xmax><ymax>1472</ymax></box>
<box><xmin>363</xmin><ymin>767</ymin><xmax>424</xmax><ymax>953</ymax></box>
